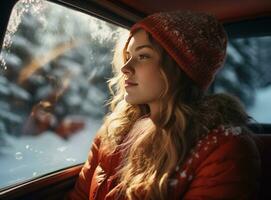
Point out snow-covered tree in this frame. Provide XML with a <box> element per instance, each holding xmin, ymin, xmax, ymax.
<box><xmin>0</xmin><ymin>0</ymin><xmax>125</xmax><ymax>142</ymax></box>
<box><xmin>214</xmin><ymin>37</ymin><xmax>270</xmax><ymax>108</ymax></box>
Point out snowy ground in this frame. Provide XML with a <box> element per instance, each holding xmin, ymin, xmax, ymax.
<box><xmin>0</xmin><ymin>117</ymin><xmax>102</xmax><ymax>189</ymax></box>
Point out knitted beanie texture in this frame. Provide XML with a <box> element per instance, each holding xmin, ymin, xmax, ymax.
<box><xmin>130</xmin><ymin>11</ymin><xmax>228</xmax><ymax>90</ymax></box>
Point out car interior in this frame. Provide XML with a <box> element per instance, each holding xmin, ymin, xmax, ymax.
<box><xmin>0</xmin><ymin>0</ymin><xmax>271</xmax><ymax>199</ymax></box>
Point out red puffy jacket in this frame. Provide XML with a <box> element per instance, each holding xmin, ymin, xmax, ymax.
<box><xmin>67</xmin><ymin>125</ymin><xmax>261</xmax><ymax>200</ymax></box>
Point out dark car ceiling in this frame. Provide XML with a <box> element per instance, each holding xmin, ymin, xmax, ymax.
<box><xmin>1</xmin><ymin>0</ymin><xmax>271</xmax><ymax>48</ymax></box>
<box><xmin>109</xmin><ymin>0</ymin><xmax>271</xmax><ymax>23</ymax></box>
<box><xmin>92</xmin><ymin>0</ymin><xmax>271</xmax><ymax>38</ymax></box>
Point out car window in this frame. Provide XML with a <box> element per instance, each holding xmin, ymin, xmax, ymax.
<box><xmin>0</xmin><ymin>0</ymin><xmax>128</xmax><ymax>189</ymax></box>
<box><xmin>214</xmin><ymin>36</ymin><xmax>271</xmax><ymax>123</ymax></box>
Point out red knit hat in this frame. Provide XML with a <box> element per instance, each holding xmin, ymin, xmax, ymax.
<box><xmin>130</xmin><ymin>11</ymin><xmax>228</xmax><ymax>90</ymax></box>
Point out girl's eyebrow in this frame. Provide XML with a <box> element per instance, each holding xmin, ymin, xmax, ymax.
<box><xmin>126</xmin><ymin>44</ymin><xmax>154</xmax><ymax>54</ymax></box>
<box><xmin>135</xmin><ymin>44</ymin><xmax>153</xmax><ymax>51</ymax></box>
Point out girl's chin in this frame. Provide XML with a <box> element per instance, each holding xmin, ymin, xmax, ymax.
<box><xmin>125</xmin><ymin>99</ymin><xmax>137</xmax><ymax>104</ymax></box>
<box><xmin>124</xmin><ymin>96</ymin><xmax>141</xmax><ymax>105</ymax></box>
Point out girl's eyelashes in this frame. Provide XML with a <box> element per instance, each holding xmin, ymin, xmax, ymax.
<box><xmin>125</xmin><ymin>53</ymin><xmax>151</xmax><ymax>62</ymax></box>
<box><xmin>138</xmin><ymin>54</ymin><xmax>150</xmax><ymax>60</ymax></box>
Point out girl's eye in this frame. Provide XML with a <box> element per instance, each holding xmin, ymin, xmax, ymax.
<box><xmin>138</xmin><ymin>54</ymin><xmax>150</xmax><ymax>60</ymax></box>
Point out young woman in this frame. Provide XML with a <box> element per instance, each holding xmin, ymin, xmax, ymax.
<box><xmin>67</xmin><ymin>11</ymin><xmax>261</xmax><ymax>200</ymax></box>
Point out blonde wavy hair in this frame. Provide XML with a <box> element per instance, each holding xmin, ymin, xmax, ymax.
<box><xmin>97</xmin><ymin>30</ymin><xmax>251</xmax><ymax>200</ymax></box>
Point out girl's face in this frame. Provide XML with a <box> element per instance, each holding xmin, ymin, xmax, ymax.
<box><xmin>121</xmin><ymin>29</ymin><xmax>165</xmax><ymax>106</ymax></box>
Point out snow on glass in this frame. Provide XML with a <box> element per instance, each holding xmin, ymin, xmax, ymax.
<box><xmin>15</xmin><ymin>152</ymin><xmax>23</xmax><ymax>160</ymax></box>
<box><xmin>0</xmin><ymin>0</ymin><xmax>45</xmax><ymax>70</ymax></box>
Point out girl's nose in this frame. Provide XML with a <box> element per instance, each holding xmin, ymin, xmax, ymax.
<box><xmin>121</xmin><ymin>59</ymin><xmax>134</xmax><ymax>75</ymax></box>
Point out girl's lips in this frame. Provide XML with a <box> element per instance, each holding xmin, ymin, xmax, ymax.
<box><xmin>125</xmin><ymin>80</ymin><xmax>138</xmax><ymax>87</ymax></box>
